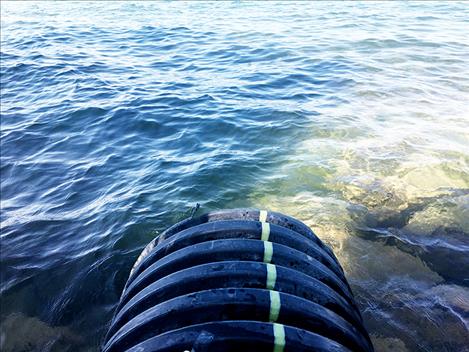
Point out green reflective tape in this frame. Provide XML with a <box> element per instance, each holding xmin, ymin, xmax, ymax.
<box><xmin>269</xmin><ymin>290</ymin><xmax>281</xmax><ymax>322</ymax></box>
<box><xmin>263</xmin><ymin>241</ymin><xmax>273</xmax><ymax>263</ymax></box>
<box><xmin>261</xmin><ymin>222</ymin><xmax>270</xmax><ymax>241</ymax></box>
<box><xmin>273</xmin><ymin>323</ymin><xmax>286</xmax><ymax>352</ymax></box>
<box><xmin>259</xmin><ymin>210</ymin><xmax>268</xmax><ymax>223</ymax></box>
<box><xmin>266</xmin><ymin>263</ymin><xmax>277</xmax><ymax>290</ymax></box>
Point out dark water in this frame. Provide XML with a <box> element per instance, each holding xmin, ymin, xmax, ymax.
<box><xmin>1</xmin><ymin>2</ymin><xmax>468</xmax><ymax>351</ymax></box>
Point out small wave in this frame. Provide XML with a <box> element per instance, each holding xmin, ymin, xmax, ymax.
<box><xmin>1</xmin><ymin>2</ymin><xmax>468</xmax><ymax>351</ymax></box>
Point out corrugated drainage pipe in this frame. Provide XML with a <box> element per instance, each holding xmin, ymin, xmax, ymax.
<box><xmin>103</xmin><ymin>209</ymin><xmax>373</xmax><ymax>352</ymax></box>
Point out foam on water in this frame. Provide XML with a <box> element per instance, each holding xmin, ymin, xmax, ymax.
<box><xmin>1</xmin><ymin>1</ymin><xmax>468</xmax><ymax>351</ymax></box>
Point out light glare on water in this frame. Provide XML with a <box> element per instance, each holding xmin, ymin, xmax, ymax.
<box><xmin>1</xmin><ymin>1</ymin><xmax>469</xmax><ymax>351</ymax></box>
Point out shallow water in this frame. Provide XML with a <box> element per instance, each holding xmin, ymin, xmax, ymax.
<box><xmin>1</xmin><ymin>1</ymin><xmax>468</xmax><ymax>351</ymax></box>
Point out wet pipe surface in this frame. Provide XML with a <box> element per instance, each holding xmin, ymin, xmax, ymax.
<box><xmin>104</xmin><ymin>209</ymin><xmax>374</xmax><ymax>352</ymax></box>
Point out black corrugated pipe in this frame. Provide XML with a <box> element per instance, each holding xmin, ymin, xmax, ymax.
<box><xmin>103</xmin><ymin>209</ymin><xmax>374</xmax><ymax>352</ymax></box>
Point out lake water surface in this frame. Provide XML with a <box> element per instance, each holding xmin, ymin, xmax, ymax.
<box><xmin>1</xmin><ymin>2</ymin><xmax>468</xmax><ymax>351</ymax></box>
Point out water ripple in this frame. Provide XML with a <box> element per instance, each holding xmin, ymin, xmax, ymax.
<box><xmin>1</xmin><ymin>2</ymin><xmax>469</xmax><ymax>352</ymax></box>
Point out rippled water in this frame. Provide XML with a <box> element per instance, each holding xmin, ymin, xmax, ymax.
<box><xmin>1</xmin><ymin>1</ymin><xmax>468</xmax><ymax>351</ymax></box>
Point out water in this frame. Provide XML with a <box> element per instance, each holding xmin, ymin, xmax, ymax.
<box><xmin>1</xmin><ymin>1</ymin><xmax>468</xmax><ymax>351</ymax></box>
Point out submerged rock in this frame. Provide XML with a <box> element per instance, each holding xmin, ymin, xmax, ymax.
<box><xmin>0</xmin><ymin>313</ymin><xmax>84</xmax><ymax>352</ymax></box>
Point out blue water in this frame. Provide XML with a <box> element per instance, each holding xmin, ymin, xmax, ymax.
<box><xmin>1</xmin><ymin>2</ymin><xmax>469</xmax><ymax>351</ymax></box>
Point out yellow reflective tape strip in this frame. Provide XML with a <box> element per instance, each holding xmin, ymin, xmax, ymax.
<box><xmin>273</xmin><ymin>323</ymin><xmax>286</xmax><ymax>352</ymax></box>
<box><xmin>259</xmin><ymin>210</ymin><xmax>268</xmax><ymax>223</ymax></box>
<box><xmin>261</xmin><ymin>222</ymin><xmax>270</xmax><ymax>241</ymax></box>
<box><xmin>266</xmin><ymin>263</ymin><xmax>277</xmax><ymax>290</ymax></box>
<box><xmin>269</xmin><ymin>290</ymin><xmax>281</xmax><ymax>322</ymax></box>
<box><xmin>263</xmin><ymin>241</ymin><xmax>273</xmax><ymax>263</ymax></box>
